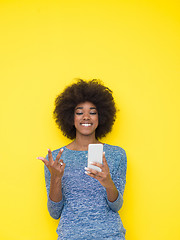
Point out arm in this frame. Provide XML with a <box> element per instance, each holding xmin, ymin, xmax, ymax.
<box><xmin>44</xmin><ymin>164</ymin><xmax>64</xmax><ymax>219</ymax></box>
<box><xmin>85</xmin><ymin>148</ymin><xmax>127</xmax><ymax>212</ymax></box>
<box><xmin>38</xmin><ymin>149</ymin><xmax>65</xmax><ymax>219</ymax></box>
<box><xmin>105</xmin><ymin>181</ymin><xmax>119</xmax><ymax>202</ymax></box>
<box><xmin>105</xmin><ymin>149</ymin><xmax>127</xmax><ymax>212</ymax></box>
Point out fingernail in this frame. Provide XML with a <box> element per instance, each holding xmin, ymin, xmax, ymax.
<box><xmin>61</xmin><ymin>148</ymin><xmax>64</xmax><ymax>152</ymax></box>
<box><xmin>85</xmin><ymin>171</ymin><xmax>89</xmax><ymax>174</ymax></box>
<box><xmin>89</xmin><ymin>162</ymin><xmax>94</xmax><ymax>165</ymax></box>
<box><xmin>84</xmin><ymin>167</ymin><xmax>89</xmax><ymax>170</ymax></box>
<box><xmin>60</xmin><ymin>162</ymin><xmax>63</xmax><ymax>165</ymax></box>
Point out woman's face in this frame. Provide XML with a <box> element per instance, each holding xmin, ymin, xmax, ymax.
<box><xmin>74</xmin><ymin>101</ymin><xmax>99</xmax><ymax>138</ymax></box>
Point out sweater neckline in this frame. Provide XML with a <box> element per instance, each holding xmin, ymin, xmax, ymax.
<box><xmin>64</xmin><ymin>143</ymin><xmax>107</xmax><ymax>153</ymax></box>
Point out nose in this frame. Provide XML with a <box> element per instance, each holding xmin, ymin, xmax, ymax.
<box><xmin>83</xmin><ymin>113</ymin><xmax>90</xmax><ymax>120</ymax></box>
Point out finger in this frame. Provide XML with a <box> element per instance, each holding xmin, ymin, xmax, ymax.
<box><xmin>55</xmin><ymin>148</ymin><xmax>64</xmax><ymax>164</ymax></box>
<box><xmin>60</xmin><ymin>161</ymin><xmax>66</xmax><ymax>171</ymax></box>
<box><xmin>102</xmin><ymin>152</ymin><xmax>107</xmax><ymax>165</ymax></box>
<box><xmin>85</xmin><ymin>170</ymin><xmax>102</xmax><ymax>180</ymax></box>
<box><xmin>57</xmin><ymin>159</ymin><xmax>66</xmax><ymax>172</ymax></box>
<box><xmin>48</xmin><ymin>149</ymin><xmax>54</xmax><ymax>164</ymax></box>
<box><xmin>84</xmin><ymin>167</ymin><xmax>102</xmax><ymax>176</ymax></box>
<box><xmin>102</xmin><ymin>152</ymin><xmax>109</xmax><ymax>170</ymax></box>
<box><xmin>57</xmin><ymin>159</ymin><xmax>65</xmax><ymax>167</ymax></box>
<box><xmin>37</xmin><ymin>157</ymin><xmax>49</xmax><ymax>166</ymax></box>
<box><xmin>58</xmin><ymin>159</ymin><xmax>64</xmax><ymax>165</ymax></box>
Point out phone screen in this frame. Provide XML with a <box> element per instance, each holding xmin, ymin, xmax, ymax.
<box><xmin>88</xmin><ymin>144</ymin><xmax>103</xmax><ymax>172</ymax></box>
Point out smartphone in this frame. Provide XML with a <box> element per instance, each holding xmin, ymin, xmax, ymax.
<box><xmin>88</xmin><ymin>144</ymin><xmax>103</xmax><ymax>172</ymax></box>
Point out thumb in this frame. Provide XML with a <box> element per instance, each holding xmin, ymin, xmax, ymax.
<box><xmin>102</xmin><ymin>152</ymin><xmax>107</xmax><ymax>165</ymax></box>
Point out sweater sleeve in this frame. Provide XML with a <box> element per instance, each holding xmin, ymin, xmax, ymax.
<box><xmin>106</xmin><ymin>148</ymin><xmax>127</xmax><ymax>212</ymax></box>
<box><xmin>44</xmin><ymin>154</ymin><xmax>64</xmax><ymax>219</ymax></box>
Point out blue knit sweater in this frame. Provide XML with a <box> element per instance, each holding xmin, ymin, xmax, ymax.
<box><xmin>44</xmin><ymin>143</ymin><xmax>127</xmax><ymax>240</ymax></box>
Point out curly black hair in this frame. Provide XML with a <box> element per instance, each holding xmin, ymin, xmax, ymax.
<box><xmin>53</xmin><ymin>79</ymin><xmax>117</xmax><ymax>139</ymax></box>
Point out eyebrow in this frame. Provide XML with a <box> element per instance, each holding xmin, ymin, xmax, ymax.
<box><xmin>75</xmin><ymin>107</ymin><xmax>97</xmax><ymax>110</ymax></box>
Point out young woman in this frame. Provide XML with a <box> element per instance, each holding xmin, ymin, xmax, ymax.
<box><xmin>38</xmin><ymin>79</ymin><xmax>127</xmax><ymax>240</ymax></box>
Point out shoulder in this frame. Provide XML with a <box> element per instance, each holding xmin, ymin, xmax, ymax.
<box><xmin>103</xmin><ymin>144</ymin><xmax>127</xmax><ymax>174</ymax></box>
<box><xmin>104</xmin><ymin>143</ymin><xmax>127</xmax><ymax>166</ymax></box>
<box><xmin>104</xmin><ymin>143</ymin><xmax>126</xmax><ymax>156</ymax></box>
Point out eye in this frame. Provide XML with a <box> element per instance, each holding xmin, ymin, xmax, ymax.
<box><xmin>75</xmin><ymin>112</ymin><xmax>83</xmax><ymax>115</ymax></box>
<box><xmin>90</xmin><ymin>112</ymin><xmax>97</xmax><ymax>115</ymax></box>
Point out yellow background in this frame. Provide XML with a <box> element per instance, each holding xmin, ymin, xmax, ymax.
<box><xmin>0</xmin><ymin>0</ymin><xmax>180</xmax><ymax>239</ymax></box>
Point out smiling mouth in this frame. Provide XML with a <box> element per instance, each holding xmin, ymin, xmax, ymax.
<box><xmin>80</xmin><ymin>123</ymin><xmax>92</xmax><ymax>127</ymax></box>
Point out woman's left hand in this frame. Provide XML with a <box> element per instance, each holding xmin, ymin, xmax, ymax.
<box><xmin>85</xmin><ymin>152</ymin><xmax>114</xmax><ymax>189</ymax></box>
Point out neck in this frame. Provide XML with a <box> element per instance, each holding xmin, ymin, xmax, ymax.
<box><xmin>71</xmin><ymin>135</ymin><xmax>100</xmax><ymax>151</ymax></box>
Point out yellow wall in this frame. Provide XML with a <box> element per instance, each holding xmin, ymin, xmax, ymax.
<box><xmin>0</xmin><ymin>1</ymin><xmax>180</xmax><ymax>239</ymax></box>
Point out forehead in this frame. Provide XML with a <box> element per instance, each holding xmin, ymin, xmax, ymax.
<box><xmin>75</xmin><ymin>101</ymin><xmax>96</xmax><ymax>109</ymax></box>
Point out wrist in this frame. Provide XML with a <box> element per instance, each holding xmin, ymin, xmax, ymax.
<box><xmin>49</xmin><ymin>177</ymin><xmax>63</xmax><ymax>202</ymax></box>
<box><xmin>105</xmin><ymin>179</ymin><xmax>115</xmax><ymax>190</ymax></box>
<box><xmin>51</xmin><ymin>175</ymin><xmax>62</xmax><ymax>185</ymax></box>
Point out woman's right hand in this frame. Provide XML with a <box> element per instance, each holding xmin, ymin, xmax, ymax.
<box><xmin>37</xmin><ymin>148</ymin><xmax>66</xmax><ymax>180</ymax></box>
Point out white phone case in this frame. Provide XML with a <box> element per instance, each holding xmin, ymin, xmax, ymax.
<box><xmin>88</xmin><ymin>144</ymin><xmax>103</xmax><ymax>172</ymax></box>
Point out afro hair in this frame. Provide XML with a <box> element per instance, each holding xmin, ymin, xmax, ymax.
<box><xmin>53</xmin><ymin>79</ymin><xmax>117</xmax><ymax>139</ymax></box>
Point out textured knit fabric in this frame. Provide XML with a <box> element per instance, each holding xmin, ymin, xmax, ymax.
<box><xmin>44</xmin><ymin>143</ymin><xmax>127</xmax><ymax>240</ymax></box>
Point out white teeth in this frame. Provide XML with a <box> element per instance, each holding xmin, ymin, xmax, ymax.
<box><xmin>81</xmin><ymin>124</ymin><xmax>92</xmax><ymax>127</ymax></box>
